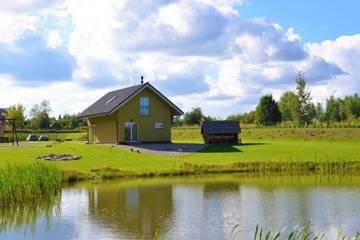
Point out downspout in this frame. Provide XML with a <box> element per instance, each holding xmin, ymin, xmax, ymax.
<box><xmin>109</xmin><ymin>115</ymin><xmax>119</xmax><ymax>144</ymax></box>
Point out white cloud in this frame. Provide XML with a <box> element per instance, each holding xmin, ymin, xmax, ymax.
<box><xmin>303</xmin><ymin>34</ymin><xmax>360</xmax><ymax>104</ymax></box>
<box><xmin>47</xmin><ymin>29</ymin><xmax>63</xmax><ymax>48</ymax></box>
<box><xmin>0</xmin><ymin>0</ymin><xmax>359</xmax><ymax>118</ymax></box>
<box><xmin>0</xmin><ymin>74</ymin><xmax>110</xmax><ymax>116</ymax></box>
<box><xmin>0</xmin><ymin>0</ymin><xmax>59</xmax><ymax>13</ymax></box>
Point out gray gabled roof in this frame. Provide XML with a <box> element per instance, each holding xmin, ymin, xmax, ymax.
<box><xmin>201</xmin><ymin>121</ymin><xmax>241</xmax><ymax>134</ymax></box>
<box><xmin>78</xmin><ymin>82</ymin><xmax>183</xmax><ymax>118</ymax></box>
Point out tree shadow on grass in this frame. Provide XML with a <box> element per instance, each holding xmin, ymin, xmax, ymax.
<box><xmin>198</xmin><ymin>142</ymin><xmax>269</xmax><ymax>153</ymax></box>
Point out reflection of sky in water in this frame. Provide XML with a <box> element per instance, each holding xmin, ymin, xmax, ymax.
<box><xmin>1</xmin><ymin>176</ymin><xmax>360</xmax><ymax>239</ymax></box>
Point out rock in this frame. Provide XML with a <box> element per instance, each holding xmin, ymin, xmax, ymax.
<box><xmin>36</xmin><ymin>154</ymin><xmax>81</xmax><ymax>161</ymax></box>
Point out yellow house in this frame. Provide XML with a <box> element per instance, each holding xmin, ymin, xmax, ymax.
<box><xmin>78</xmin><ymin>82</ymin><xmax>183</xmax><ymax>144</ymax></box>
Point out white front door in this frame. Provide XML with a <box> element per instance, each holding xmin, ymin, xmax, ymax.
<box><xmin>125</xmin><ymin>122</ymin><xmax>138</xmax><ymax>142</ymax></box>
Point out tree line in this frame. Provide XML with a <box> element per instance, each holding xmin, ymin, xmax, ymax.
<box><xmin>178</xmin><ymin>72</ymin><xmax>360</xmax><ymax>127</ymax></box>
<box><xmin>5</xmin><ymin>72</ymin><xmax>360</xmax><ymax>129</ymax></box>
<box><xmin>6</xmin><ymin>100</ymin><xmax>85</xmax><ymax>130</ymax></box>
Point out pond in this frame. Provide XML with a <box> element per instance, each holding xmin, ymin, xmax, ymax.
<box><xmin>1</xmin><ymin>174</ymin><xmax>360</xmax><ymax>239</ymax></box>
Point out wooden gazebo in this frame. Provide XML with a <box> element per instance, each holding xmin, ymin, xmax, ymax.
<box><xmin>201</xmin><ymin>121</ymin><xmax>241</xmax><ymax>144</ymax></box>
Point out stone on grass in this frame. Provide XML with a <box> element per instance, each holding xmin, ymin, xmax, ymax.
<box><xmin>37</xmin><ymin>154</ymin><xmax>81</xmax><ymax>161</ymax></box>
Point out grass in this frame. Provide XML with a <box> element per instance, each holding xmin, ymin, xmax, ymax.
<box><xmin>172</xmin><ymin>127</ymin><xmax>360</xmax><ymax>142</ymax></box>
<box><xmin>0</xmin><ymin>162</ymin><xmax>62</xmax><ymax>206</ymax></box>
<box><xmin>0</xmin><ymin>128</ymin><xmax>360</xmax><ymax>182</ymax></box>
<box><xmin>230</xmin><ymin>224</ymin><xmax>360</xmax><ymax>240</ymax></box>
<box><xmin>3</xmin><ymin>131</ymin><xmax>87</xmax><ymax>142</ymax></box>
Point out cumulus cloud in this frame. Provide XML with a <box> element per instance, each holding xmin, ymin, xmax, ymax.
<box><xmin>0</xmin><ymin>0</ymin><xmax>359</xmax><ymax>118</ymax></box>
<box><xmin>0</xmin><ymin>35</ymin><xmax>75</xmax><ymax>84</ymax></box>
<box><xmin>0</xmin><ymin>0</ymin><xmax>59</xmax><ymax>13</ymax></box>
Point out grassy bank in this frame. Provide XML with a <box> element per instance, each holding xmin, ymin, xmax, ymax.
<box><xmin>0</xmin><ymin>130</ymin><xmax>360</xmax><ymax>182</ymax></box>
<box><xmin>0</xmin><ymin>162</ymin><xmax>62</xmax><ymax>206</ymax></box>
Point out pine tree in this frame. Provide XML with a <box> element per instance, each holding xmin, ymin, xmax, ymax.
<box><xmin>255</xmin><ymin>94</ymin><xmax>281</xmax><ymax>126</ymax></box>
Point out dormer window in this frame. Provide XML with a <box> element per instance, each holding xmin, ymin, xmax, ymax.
<box><xmin>140</xmin><ymin>97</ymin><xmax>150</xmax><ymax>116</ymax></box>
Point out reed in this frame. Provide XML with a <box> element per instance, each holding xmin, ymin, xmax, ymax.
<box><xmin>230</xmin><ymin>225</ymin><xmax>360</xmax><ymax>240</ymax></box>
<box><xmin>0</xmin><ymin>162</ymin><xmax>62</xmax><ymax>206</ymax></box>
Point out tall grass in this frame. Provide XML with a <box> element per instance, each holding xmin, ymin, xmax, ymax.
<box><xmin>230</xmin><ymin>225</ymin><xmax>360</xmax><ymax>240</ymax></box>
<box><xmin>0</xmin><ymin>162</ymin><xmax>62</xmax><ymax>206</ymax></box>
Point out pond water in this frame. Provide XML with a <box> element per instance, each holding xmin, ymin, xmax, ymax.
<box><xmin>1</xmin><ymin>174</ymin><xmax>360</xmax><ymax>239</ymax></box>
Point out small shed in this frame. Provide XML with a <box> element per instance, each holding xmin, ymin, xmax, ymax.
<box><xmin>201</xmin><ymin>121</ymin><xmax>241</xmax><ymax>144</ymax></box>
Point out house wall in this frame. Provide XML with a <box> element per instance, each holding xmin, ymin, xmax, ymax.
<box><xmin>87</xmin><ymin>115</ymin><xmax>117</xmax><ymax>143</ymax></box>
<box><xmin>117</xmin><ymin>88</ymin><xmax>172</xmax><ymax>142</ymax></box>
<box><xmin>87</xmin><ymin>88</ymin><xmax>172</xmax><ymax>143</ymax></box>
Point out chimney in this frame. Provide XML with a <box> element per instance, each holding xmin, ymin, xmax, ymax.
<box><xmin>141</xmin><ymin>76</ymin><xmax>144</xmax><ymax>84</ymax></box>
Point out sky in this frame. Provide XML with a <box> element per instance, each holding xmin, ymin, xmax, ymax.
<box><xmin>0</xmin><ymin>0</ymin><xmax>359</xmax><ymax>118</ymax></box>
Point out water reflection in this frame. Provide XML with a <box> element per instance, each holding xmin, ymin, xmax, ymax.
<box><xmin>88</xmin><ymin>185</ymin><xmax>173</xmax><ymax>239</ymax></box>
<box><xmin>0</xmin><ymin>194</ymin><xmax>60</xmax><ymax>233</ymax></box>
<box><xmin>2</xmin><ymin>174</ymin><xmax>360</xmax><ymax>239</ymax></box>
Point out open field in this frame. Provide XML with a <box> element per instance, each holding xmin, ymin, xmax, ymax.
<box><xmin>172</xmin><ymin>126</ymin><xmax>360</xmax><ymax>142</ymax></box>
<box><xmin>1</xmin><ymin>128</ymin><xmax>360</xmax><ymax>182</ymax></box>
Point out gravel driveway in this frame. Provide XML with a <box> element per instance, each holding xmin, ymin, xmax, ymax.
<box><xmin>114</xmin><ymin>143</ymin><xmax>207</xmax><ymax>156</ymax></box>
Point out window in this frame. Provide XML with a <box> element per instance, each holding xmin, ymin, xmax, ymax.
<box><xmin>140</xmin><ymin>97</ymin><xmax>150</xmax><ymax>115</ymax></box>
<box><xmin>155</xmin><ymin>122</ymin><xmax>164</xmax><ymax>129</ymax></box>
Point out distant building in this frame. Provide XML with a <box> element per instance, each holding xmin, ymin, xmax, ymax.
<box><xmin>78</xmin><ymin>82</ymin><xmax>183</xmax><ymax>144</ymax></box>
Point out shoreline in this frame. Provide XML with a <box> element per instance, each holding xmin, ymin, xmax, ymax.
<box><xmin>61</xmin><ymin>158</ymin><xmax>360</xmax><ymax>184</ymax></box>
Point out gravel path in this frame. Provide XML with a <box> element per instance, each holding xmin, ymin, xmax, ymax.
<box><xmin>112</xmin><ymin>143</ymin><xmax>207</xmax><ymax>156</ymax></box>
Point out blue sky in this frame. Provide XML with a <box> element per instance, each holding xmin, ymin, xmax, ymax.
<box><xmin>0</xmin><ymin>0</ymin><xmax>359</xmax><ymax>118</ymax></box>
<box><xmin>238</xmin><ymin>0</ymin><xmax>360</xmax><ymax>42</ymax></box>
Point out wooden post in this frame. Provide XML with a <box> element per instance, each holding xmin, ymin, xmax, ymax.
<box><xmin>14</xmin><ymin>120</ymin><xmax>18</xmax><ymax>147</ymax></box>
<box><xmin>11</xmin><ymin>121</ymin><xmax>14</xmax><ymax>146</ymax></box>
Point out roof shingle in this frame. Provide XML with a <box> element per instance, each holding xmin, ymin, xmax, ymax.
<box><xmin>201</xmin><ymin>121</ymin><xmax>241</xmax><ymax>134</ymax></box>
<box><xmin>78</xmin><ymin>82</ymin><xmax>183</xmax><ymax>118</ymax></box>
<box><xmin>78</xmin><ymin>84</ymin><xmax>143</xmax><ymax>118</ymax></box>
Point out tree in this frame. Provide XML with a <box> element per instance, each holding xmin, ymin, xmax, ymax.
<box><xmin>172</xmin><ymin>116</ymin><xmax>184</xmax><ymax>125</ymax></box>
<box><xmin>227</xmin><ymin>111</ymin><xmax>255</xmax><ymax>124</ymax></box>
<box><xmin>255</xmin><ymin>94</ymin><xmax>281</xmax><ymax>125</ymax></box>
<box><xmin>315</xmin><ymin>102</ymin><xmax>325</xmax><ymax>121</ymax></box>
<box><xmin>343</xmin><ymin>94</ymin><xmax>360</xmax><ymax>119</ymax></box>
<box><xmin>183</xmin><ymin>107</ymin><xmax>204</xmax><ymax>124</ymax></box>
<box><xmin>6</xmin><ymin>104</ymin><xmax>26</xmax><ymax>128</ymax></box>
<box><xmin>295</xmin><ymin>72</ymin><xmax>314</xmax><ymax>126</ymax></box>
<box><xmin>58</xmin><ymin>114</ymin><xmax>84</xmax><ymax>129</ymax></box>
<box><xmin>29</xmin><ymin>100</ymin><xmax>52</xmax><ymax>129</ymax></box>
<box><xmin>325</xmin><ymin>96</ymin><xmax>341</xmax><ymax>122</ymax></box>
<box><xmin>278</xmin><ymin>91</ymin><xmax>299</xmax><ymax>121</ymax></box>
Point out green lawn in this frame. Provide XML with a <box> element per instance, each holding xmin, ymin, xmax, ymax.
<box><xmin>1</xmin><ymin>129</ymin><xmax>360</xmax><ymax>179</ymax></box>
